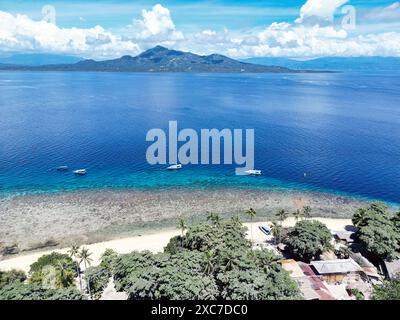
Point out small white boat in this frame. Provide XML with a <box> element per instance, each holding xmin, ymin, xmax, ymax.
<box><xmin>245</xmin><ymin>169</ymin><xmax>262</xmax><ymax>176</ymax></box>
<box><xmin>167</xmin><ymin>164</ymin><xmax>182</xmax><ymax>170</ymax></box>
<box><xmin>73</xmin><ymin>169</ymin><xmax>87</xmax><ymax>175</ymax></box>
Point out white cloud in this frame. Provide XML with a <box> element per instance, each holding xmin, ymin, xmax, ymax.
<box><xmin>228</xmin><ymin>29</ymin><xmax>400</xmax><ymax>58</ymax></box>
<box><xmin>364</xmin><ymin>2</ymin><xmax>400</xmax><ymax>22</ymax></box>
<box><xmin>1</xmin><ymin>1</ymin><xmax>400</xmax><ymax>59</ymax></box>
<box><xmin>180</xmin><ymin>0</ymin><xmax>400</xmax><ymax>58</ymax></box>
<box><xmin>0</xmin><ymin>11</ymin><xmax>140</xmax><ymax>58</ymax></box>
<box><xmin>186</xmin><ymin>23</ymin><xmax>400</xmax><ymax>58</ymax></box>
<box><xmin>295</xmin><ymin>0</ymin><xmax>350</xmax><ymax>24</ymax></box>
<box><xmin>131</xmin><ymin>4</ymin><xmax>184</xmax><ymax>44</ymax></box>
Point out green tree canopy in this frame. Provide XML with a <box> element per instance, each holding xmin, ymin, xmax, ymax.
<box><xmin>29</xmin><ymin>252</ymin><xmax>77</xmax><ymax>288</ymax></box>
<box><xmin>0</xmin><ymin>269</ymin><xmax>26</xmax><ymax>289</ymax></box>
<box><xmin>113</xmin><ymin>250</ymin><xmax>218</xmax><ymax>300</ymax></box>
<box><xmin>353</xmin><ymin>203</ymin><xmax>400</xmax><ymax>260</ymax></box>
<box><xmin>284</xmin><ymin>220</ymin><xmax>332</xmax><ymax>262</ymax></box>
<box><xmin>100</xmin><ymin>248</ymin><xmax>119</xmax><ymax>273</ymax></box>
<box><xmin>182</xmin><ymin>218</ymin><xmax>251</xmax><ymax>253</ymax></box>
<box><xmin>0</xmin><ymin>281</ymin><xmax>84</xmax><ymax>300</ymax></box>
<box><xmin>112</xmin><ymin>218</ymin><xmax>301</xmax><ymax>300</ymax></box>
<box><xmin>86</xmin><ymin>266</ymin><xmax>110</xmax><ymax>300</ymax></box>
<box><xmin>372</xmin><ymin>276</ymin><xmax>400</xmax><ymax>300</ymax></box>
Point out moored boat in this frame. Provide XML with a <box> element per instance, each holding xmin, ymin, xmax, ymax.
<box><xmin>245</xmin><ymin>169</ymin><xmax>262</xmax><ymax>176</ymax></box>
<box><xmin>73</xmin><ymin>169</ymin><xmax>87</xmax><ymax>175</ymax></box>
<box><xmin>167</xmin><ymin>164</ymin><xmax>182</xmax><ymax>170</ymax></box>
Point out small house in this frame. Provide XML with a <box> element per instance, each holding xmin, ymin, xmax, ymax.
<box><xmin>280</xmin><ymin>259</ymin><xmax>335</xmax><ymax>300</ymax></box>
<box><xmin>310</xmin><ymin>258</ymin><xmax>362</xmax><ymax>283</ymax></box>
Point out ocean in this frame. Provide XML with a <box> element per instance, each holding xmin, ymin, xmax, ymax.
<box><xmin>0</xmin><ymin>71</ymin><xmax>399</xmax><ymax>204</ymax></box>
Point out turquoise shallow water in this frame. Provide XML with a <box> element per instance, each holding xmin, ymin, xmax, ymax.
<box><xmin>0</xmin><ymin>71</ymin><xmax>399</xmax><ymax>204</ymax></box>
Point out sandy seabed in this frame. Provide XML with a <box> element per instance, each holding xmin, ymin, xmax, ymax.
<box><xmin>0</xmin><ymin>187</ymin><xmax>375</xmax><ymax>252</ymax></box>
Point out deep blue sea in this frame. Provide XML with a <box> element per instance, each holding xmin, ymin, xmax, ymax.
<box><xmin>0</xmin><ymin>71</ymin><xmax>399</xmax><ymax>204</ymax></box>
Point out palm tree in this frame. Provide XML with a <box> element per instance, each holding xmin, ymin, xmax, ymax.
<box><xmin>245</xmin><ymin>208</ymin><xmax>257</xmax><ymax>244</ymax></box>
<box><xmin>352</xmin><ymin>208</ymin><xmax>367</xmax><ymax>227</ymax></box>
<box><xmin>79</xmin><ymin>247</ymin><xmax>93</xmax><ymax>299</ymax></box>
<box><xmin>203</xmin><ymin>251</ymin><xmax>215</xmax><ymax>275</ymax></box>
<box><xmin>231</xmin><ymin>215</ymin><xmax>242</xmax><ymax>227</ymax></box>
<box><xmin>271</xmin><ymin>222</ymin><xmax>283</xmax><ymax>244</ymax></box>
<box><xmin>207</xmin><ymin>212</ymin><xmax>221</xmax><ymax>227</ymax></box>
<box><xmin>293</xmin><ymin>209</ymin><xmax>303</xmax><ymax>221</ymax></box>
<box><xmin>177</xmin><ymin>218</ymin><xmax>187</xmax><ymax>247</ymax></box>
<box><xmin>223</xmin><ymin>253</ymin><xmax>235</xmax><ymax>272</ymax></box>
<box><xmin>258</xmin><ymin>250</ymin><xmax>280</xmax><ymax>272</ymax></box>
<box><xmin>57</xmin><ymin>260</ymin><xmax>73</xmax><ymax>288</ymax></box>
<box><xmin>303</xmin><ymin>206</ymin><xmax>312</xmax><ymax>219</ymax></box>
<box><xmin>68</xmin><ymin>244</ymin><xmax>82</xmax><ymax>291</ymax></box>
<box><xmin>275</xmin><ymin>209</ymin><xmax>289</xmax><ymax>224</ymax></box>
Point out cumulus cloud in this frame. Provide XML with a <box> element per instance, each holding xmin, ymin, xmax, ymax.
<box><xmin>226</xmin><ymin>28</ymin><xmax>400</xmax><ymax>58</ymax></box>
<box><xmin>0</xmin><ymin>4</ymin><xmax>184</xmax><ymax>58</ymax></box>
<box><xmin>0</xmin><ymin>11</ymin><xmax>140</xmax><ymax>58</ymax></box>
<box><xmin>1</xmin><ymin>1</ymin><xmax>400</xmax><ymax>59</ymax></box>
<box><xmin>295</xmin><ymin>0</ymin><xmax>349</xmax><ymax>24</ymax></box>
<box><xmin>184</xmin><ymin>0</ymin><xmax>400</xmax><ymax>58</ymax></box>
<box><xmin>187</xmin><ymin>21</ymin><xmax>400</xmax><ymax>58</ymax></box>
<box><xmin>364</xmin><ymin>2</ymin><xmax>400</xmax><ymax>22</ymax></box>
<box><xmin>130</xmin><ymin>4</ymin><xmax>184</xmax><ymax>44</ymax></box>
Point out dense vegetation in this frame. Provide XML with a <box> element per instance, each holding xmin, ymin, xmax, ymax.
<box><xmin>353</xmin><ymin>203</ymin><xmax>400</xmax><ymax>260</ymax></box>
<box><xmin>109</xmin><ymin>216</ymin><xmax>302</xmax><ymax>300</ymax></box>
<box><xmin>0</xmin><ymin>281</ymin><xmax>84</xmax><ymax>300</ymax></box>
<box><xmin>29</xmin><ymin>252</ymin><xmax>77</xmax><ymax>288</ymax></box>
<box><xmin>85</xmin><ymin>266</ymin><xmax>110</xmax><ymax>300</ymax></box>
<box><xmin>284</xmin><ymin>220</ymin><xmax>332</xmax><ymax>262</ymax></box>
<box><xmin>372</xmin><ymin>276</ymin><xmax>400</xmax><ymax>300</ymax></box>
<box><xmin>0</xmin><ymin>269</ymin><xmax>26</xmax><ymax>288</ymax></box>
<box><xmin>1</xmin><ymin>203</ymin><xmax>400</xmax><ymax>301</ymax></box>
<box><xmin>0</xmin><ymin>252</ymin><xmax>84</xmax><ymax>300</ymax></box>
<box><xmin>0</xmin><ymin>268</ymin><xmax>83</xmax><ymax>300</ymax></box>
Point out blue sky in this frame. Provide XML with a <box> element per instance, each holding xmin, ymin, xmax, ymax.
<box><xmin>0</xmin><ymin>0</ymin><xmax>399</xmax><ymax>58</ymax></box>
<box><xmin>1</xmin><ymin>0</ymin><xmax>397</xmax><ymax>30</ymax></box>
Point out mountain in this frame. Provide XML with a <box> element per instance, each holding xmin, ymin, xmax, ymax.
<box><xmin>0</xmin><ymin>46</ymin><xmax>314</xmax><ymax>73</ymax></box>
<box><xmin>0</xmin><ymin>54</ymin><xmax>83</xmax><ymax>66</ymax></box>
<box><xmin>242</xmin><ymin>57</ymin><xmax>400</xmax><ymax>72</ymax></box>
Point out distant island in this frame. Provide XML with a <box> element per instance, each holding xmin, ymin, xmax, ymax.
<box><xmin>0</xmin><ymin>46</ymin><xmax>318</xmax><ymax>73</ymax></box>
<box><xmin>241</xmin><ymin>56</ymin><xmax>400</xmax><ymax>72</ymax></box>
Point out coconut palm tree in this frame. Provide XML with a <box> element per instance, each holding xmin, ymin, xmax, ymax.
<box><xmin>303</xmin><ymin>206</ymin><xmax>312</xmax><ymax>220</ymax></box>
<box><xmin>231</xmin><ymin>215</ymin><xmax>242</xmax><ymax>227</ymax></box>
<box><xmin>68</xmin><ymin>244</ymin><xmax>82</xmax><ymax>291</ymax></box>
<box><xmin>245</xmin><ymin>208</ymin><xmax>257</xmax><ymax>244</ymax></box>
<box><xmin>57</xmin><ymin>260</ymin><xmax>73</xmax><ymax>288</ymax></box>
<box><xmin>78</xmin><ymin>247</ymin><xmax>93</xmax><ymax>299</ymax></box>
<box><xmin>207</xmin><ymin>212</ymin><xmax>221</xmax><ymax>227</ymax></box>
<box><xmin>258</xmin><ymin>250</ymin><xmax>281</xmax><ymax>272</ymax></box>
<box><xmin>293</xmin><ymin>209</ymin><xmax>303</xmax><ymax>221</ymax></box>
<box><xmin>177</xmin><ymin>218</ymin><xmax>187</xmax><ymax>247</ymax></box>
<box><xmin>275</xmin><ymin>209</ymin><xmax>289</xmax><ymax>224</ymax></box>
<box><xmin>203</xmin><ymin>251</ymin><xmax>215</xmax><ymax>275</ymax></box>
<box><xmin>271</xmin><ymin>222</ymin><xmax>283</xmax><ymax>244</ymax></box>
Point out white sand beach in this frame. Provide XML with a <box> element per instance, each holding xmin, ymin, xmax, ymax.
<box><xmin>0</xmin><ymin>217</ymin><xmax>352</xmax><ymax>273</ymax></box>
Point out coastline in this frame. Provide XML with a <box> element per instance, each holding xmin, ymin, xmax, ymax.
<box><xmin>0</xmin><ymin>217</ymin><xmax>353</xmax><ymax>272</ymax></box>
<box><xmin>0</xmin><ymin>187</ymin><xmax>387</xmax><ymax>255</ymax></box>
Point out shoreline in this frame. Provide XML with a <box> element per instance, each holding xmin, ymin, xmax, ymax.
<box><xmin>0</xmin><ymin>217</ymin><xmax>353</xmax><ymax>272</ymax></box>
<box><xmin>0</xmin><ymin>187</ymin><xmax>385</xmax><ymax>254</ymax></box>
